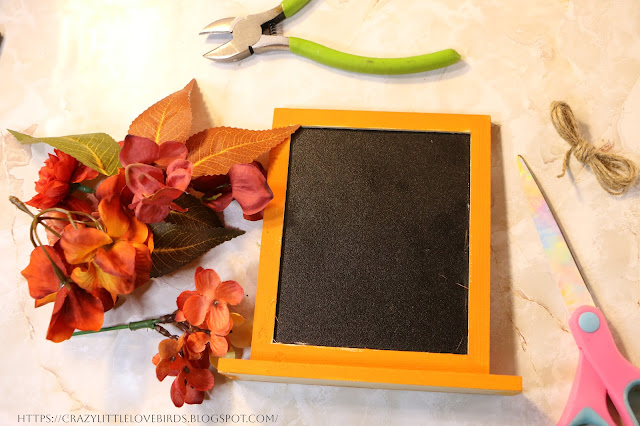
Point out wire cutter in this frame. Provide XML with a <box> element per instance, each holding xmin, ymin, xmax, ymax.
<box><xmin>201</xmin><ymin>0</ymin><xmax>461</xmax><ymax>75</ymax></box>
<box><xmin>518</xmin><ymin>156</ymin><xmax>640</xmax><ymax>426</ymax></box>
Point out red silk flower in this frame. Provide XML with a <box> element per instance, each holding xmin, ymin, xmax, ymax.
<box><xmin>26</xmin><ymin>148</ymin><xmax>98</xmax><ymax>212</ymax></box>
<box><xmin>192</xmin><ymin>161</ymin><xmax>273</xmax><ymax>221</ymax></box>
<box><xmin>152</xmin><ymin>333</ymin><xmax>214</xmax><ymax>407</ymax></box>
<box><xmin>21</xmin><ymin>245</ymin><xmax>108</xmax><ymax>342</ymax></box>
<box><xmin>120</xmin><ymin>135</ymin><xmax>192</xmax><ymax>223</ymax></box>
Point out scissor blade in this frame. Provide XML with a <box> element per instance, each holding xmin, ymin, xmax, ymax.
<box><xmin>517</xmin><ymin>156</ymin><xmax>595</xmax><ymax>314</ymax></box>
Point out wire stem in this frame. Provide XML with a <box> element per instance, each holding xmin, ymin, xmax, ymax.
<box><xmin>72</xmin><ymin>314</ymin><xmax>176</xmax><ymax>336</ymax></box>
<box><xmin>9</xmin><ymin>196</ymin><xmax>35</xmax><ymax>218</ymax></box>
<box><xmin>10</xmin><ymin>197</ymin><xmax>61</xmax><ymax>238</ymax></box>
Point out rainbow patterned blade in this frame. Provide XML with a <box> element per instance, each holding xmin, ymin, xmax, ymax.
<box><xmin>517</xmin><ymin>156</ymin><xmax>595</xmax><ymax>314</ymax></box>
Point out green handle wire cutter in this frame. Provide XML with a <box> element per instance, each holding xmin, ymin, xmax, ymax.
<box><xmin>201</xmin><ymin>0</ymin><xmax>461</xmax><ymax>75</ymax></box>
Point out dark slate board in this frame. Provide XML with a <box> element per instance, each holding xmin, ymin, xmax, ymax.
<box><xmin>273</xmin><ymin>127</ymin><xmax>471</xmax><ymax>354</ymax></box>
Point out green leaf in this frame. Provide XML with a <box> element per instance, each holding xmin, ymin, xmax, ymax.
<box><xmin>9</xmin><ymin>130</ymin><xmax>122</xmax><ymax>176</ymax></box>
<box><xmin>164</xmin><ymin>193</ymin><xmax>223</xmax><ymax>229</ymax></box>
<box><xmin>149</xmin><ymin>222</ymin><xmax>244</xmax><ymax>278</ymax></box>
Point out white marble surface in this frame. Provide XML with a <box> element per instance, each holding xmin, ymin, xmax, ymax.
<box><xmin>1</xmin><ymin>0</ymin><xmax>639</xmax><ymax>425</ymax></box>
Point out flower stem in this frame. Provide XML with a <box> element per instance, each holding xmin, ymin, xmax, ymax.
<box><xmin>70</xmin><ymin>183</ymin><xmax>96</xmax><ymax>194</ymax></box>
<box><xmin>72</xmin><ymin>314</ymin><xmax>175</xmax><ymax>336</ymax></box>
<box><xmin>73</xmin><ymin>324</ymin><xmax>132</xmax><ymax>335</ymax></box>
<box><xmin>10</xmin><ymin>196</ymin><xmax>62</xmax><ymax>240</ymax></box>
<box><xmin>9</xmin><ymin>196</ymin><xmax>35</xmax><ymax>218</ymax></box>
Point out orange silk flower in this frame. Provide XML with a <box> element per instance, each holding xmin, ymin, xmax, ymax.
<box><xmin>175</xmin><ymin>267</ymin><xmax>244</xmax><ymax>337</ymax></box>
<box><xmin>60</xmin><ymin>185</ymin><xmax>153</xmax><ymax>299</ymax></box>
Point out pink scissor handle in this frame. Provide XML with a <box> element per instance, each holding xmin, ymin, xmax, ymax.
<box><xmin>559</xmin><ymin>305</ymin><xmax>640</xmax><ymax>426</ymax></box>
<box><xmin>558</xmin><ymin>354</ymin><xmax>615</xmax><ymax>426</ymax></box>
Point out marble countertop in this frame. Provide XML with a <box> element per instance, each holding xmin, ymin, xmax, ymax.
<box><xmin>1</xmin><ymin>0</ymin><xmax>639</xmax><ymax>425</ymax></box>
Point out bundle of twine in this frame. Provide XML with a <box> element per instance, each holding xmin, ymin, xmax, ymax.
<box><xmin>550</xmin><ymin>101</ymin><xmax>638</xmax><ymax>195</ymax></box>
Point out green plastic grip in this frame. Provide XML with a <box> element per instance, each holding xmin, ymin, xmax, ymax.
<box><xmin>288</xmin><ymin>37</ymin><xmax>461</xmax><ymax>75</ymax></box>
<box><xmin>282</xmin><ymin>0</ymin><xmax>312</xmax><ymax>18</ymax></box>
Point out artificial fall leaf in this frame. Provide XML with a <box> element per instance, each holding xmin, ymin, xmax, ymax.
<box><xmin>9</xmin><ymin>131</ymin><xmax>121</xmax><ymax>176</ymax></box>
<box><xmin>186</xmin><ymin>125</ymin><xmax>300</xmax><ymax>177</ymax></box>
<box><xmin>165</xmin><ymin>193</ymin><xmax>223</xmax><ymax>229</ymax></box>
<box><xmin>129</xmin><ymin>80</ymin><xmax>195</xmax><ymax>145</ymax></box>
<box><xmin>149</xmin><ymin>222</ymin><xmax>244</xmax><ymax>278</ymax></box>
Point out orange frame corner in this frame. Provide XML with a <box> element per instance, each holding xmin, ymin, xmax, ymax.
<box><xmin>250</xmin><ymin>109</ymin><xmax>492</xmax><ymax>375</ymax></box>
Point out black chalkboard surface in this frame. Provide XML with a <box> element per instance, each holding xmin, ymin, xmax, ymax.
<box><xmin>273</xmin><ymin>127</ymin><xmax>471</xmax><ymax>355</ymax></box>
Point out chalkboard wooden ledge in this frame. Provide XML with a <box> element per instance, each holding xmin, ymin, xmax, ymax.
<box><xmin>218</xmin><ymin>359</ymin><xmax>522</xmax><ymax>395</ymax></box>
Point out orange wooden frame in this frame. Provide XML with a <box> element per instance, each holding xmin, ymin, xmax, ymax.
<box><xmin>218</xmin><ymin>109</ymin><xmax>521</xmax><ymax>394</ymax></box>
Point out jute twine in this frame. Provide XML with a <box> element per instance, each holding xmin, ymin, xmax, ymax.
<box><xmin>550</xmin><ymin>101</ymin><xmax>638</xmax><ymax>195</ymax></box>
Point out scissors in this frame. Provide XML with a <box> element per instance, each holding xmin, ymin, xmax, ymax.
<box><xmin>200</xmin><ymin>0</ymin><xmax>461</xmax><ymax>75</ymax></box>
<box><xmin>518</xmin><ymin>156</ymin><xmax>640</xmax><ymax>426</ymax></box>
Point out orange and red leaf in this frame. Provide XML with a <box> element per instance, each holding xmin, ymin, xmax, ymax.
<box><xmin>129</xmin><ymin>80</ymin><xmax>195</xmax><ymax>145</ymax></box>
<box><xmin>186</xmin><ymin>125</ymin><xmax>299</xmax><ymax>177</ymax></box>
